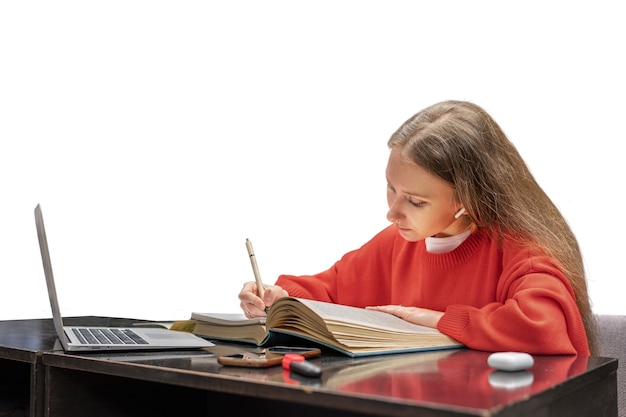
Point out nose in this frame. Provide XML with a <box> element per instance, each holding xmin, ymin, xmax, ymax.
<box><xmin>386</xmin><ymin>195</ymin><xmax>403</xmax><ymax>224</ymax></box>
<box><xmin>387</xmin><ymin>209</ymin><xmax>400</xmax><ymax>224</ymax></box>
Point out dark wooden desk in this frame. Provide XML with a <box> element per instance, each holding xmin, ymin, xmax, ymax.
<box><xmin>0</xmin><ymin>318</ymin><xmax>618</xmax><ymax>417</ymax></box>
<box><xmin>0</xmin><ymin>317</ymin><xmax>159</xmax><ymax>417</ymax></box>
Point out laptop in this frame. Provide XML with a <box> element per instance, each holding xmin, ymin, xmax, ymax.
<box><xmin>34</xmin><ymin>204</ymin><xmax>214</xmax><ymax>352</ymax></box>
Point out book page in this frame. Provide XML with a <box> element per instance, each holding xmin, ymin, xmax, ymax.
<box><xmin>293</xmin><ymin>298</ymin><xmax>443</xmax><ymax>334</ymax></box>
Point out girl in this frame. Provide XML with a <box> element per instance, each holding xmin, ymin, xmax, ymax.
<box><xmin>239</xmin><ymin>100</ymin><xmax>596</xmax><ymax>355</ymax></box>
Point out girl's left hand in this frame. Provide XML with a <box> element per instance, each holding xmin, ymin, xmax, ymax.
<box><xmin>366</xmin><ymin>305</ymin><xmax>444</xmax><ymax>329</ymax></box>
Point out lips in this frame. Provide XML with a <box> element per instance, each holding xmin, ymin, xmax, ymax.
<box><xmin>395</xmin><ymin>224</ymin><xmax>411</xmax><ymax>232</ymax></box>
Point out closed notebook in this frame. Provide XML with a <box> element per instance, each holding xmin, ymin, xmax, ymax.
<box><xmin>174</xmin><ymin>297</ymin><xmax>463</xmax><ymax>357</ymax></box>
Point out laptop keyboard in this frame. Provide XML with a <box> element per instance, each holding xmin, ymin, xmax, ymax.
<box><xmin>71</xmin><ymin>328</ymin><xmax>149</xmax><ymax>345</ymax></box>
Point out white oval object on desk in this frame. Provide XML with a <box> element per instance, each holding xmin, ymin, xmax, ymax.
<box><xmin>487</xmin><ymin>352</ymin><xmax>534</xmax><ymax>372</ymax></box>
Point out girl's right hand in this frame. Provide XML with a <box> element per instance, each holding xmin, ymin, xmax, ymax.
<box><xmin>238</xmin><ymin>281</ymin><xmax>289</xmax><ymax>318</ymax></box>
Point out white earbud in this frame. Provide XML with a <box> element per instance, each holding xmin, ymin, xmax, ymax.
<box><xmin>454</xmin><ymin>207</ymin><xmax>466</xmax><ymax>219</ymax></box>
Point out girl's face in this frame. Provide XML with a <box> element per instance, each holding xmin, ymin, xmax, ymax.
<box><xmin>386</xmin><ymin>148</ymin><xmax>467</xmax><ymax>241</ymax></box>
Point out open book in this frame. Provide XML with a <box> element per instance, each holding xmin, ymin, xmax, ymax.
<box><xmin>175</xmin><ymin>297</ymin><xmax>463</xmax><ymax>357</ymax></box>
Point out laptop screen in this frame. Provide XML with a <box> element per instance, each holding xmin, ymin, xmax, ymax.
<box><xmin>34</xmin><ymin>204</ymin><xmax>70</xmax><ymax>349</ymax></box>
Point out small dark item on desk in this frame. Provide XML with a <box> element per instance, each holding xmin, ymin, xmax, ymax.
<box><xmin>282</xmin><ymin>353</ymin><xmax>322</xmax><ymax>377</ymax></box>
<box><xmin>217</xmin><ymin>346</ymin><xmax>321</xmax><ymax>368</ymax></box>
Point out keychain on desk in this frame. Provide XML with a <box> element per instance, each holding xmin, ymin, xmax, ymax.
<box><xmin>282</xmin><ymin>353</ymin><xmax>322</xmax><ymax>377</ymax></box>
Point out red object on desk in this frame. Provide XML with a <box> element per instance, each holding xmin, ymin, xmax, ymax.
<box><xmin>282</xmin><ymin>353</ymin><xmax>322</xmax><ymax>377</ymax></box>
<box><xmin>282</xmin><ymin>353</ymin><xmax>305</xmax><ymax>367</ymax></box>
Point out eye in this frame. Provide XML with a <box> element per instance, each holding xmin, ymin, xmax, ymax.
<box><xmin>388</xmin><ymin>183</ymin><xmax>426</xmax><ymax>207</ymax></box>
<box><xmin>408</xmin><ymin>198</ymin><xmax>426</xmax><ymax>208</ymax></box>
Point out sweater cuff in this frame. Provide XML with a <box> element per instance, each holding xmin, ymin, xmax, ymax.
<box><xmin>437</xmin><ymin>305</ymin><xmax>470</xmax><ymax>341</ymax></box>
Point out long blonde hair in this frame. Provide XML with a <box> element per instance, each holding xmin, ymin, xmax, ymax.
<box><xmin>388</xmin><ymin>100</ymin><xmax>597</xmax><ymax>354</ymax></box>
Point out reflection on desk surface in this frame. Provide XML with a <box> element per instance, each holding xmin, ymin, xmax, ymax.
<box><xmin>71</xmin><ymin>349</ymin><xmax>220</xmax><ymax>373</ymax></box>
<box><xmin>65</xmin><ymin>344</ymin><xmax>593</xmax><ymax>411</ymax></box>
<box><xmin>219</xmin><ymin>348</ymin><xmax>589</xmax><ymax>409</ymax></box>
<box><xmin>339</xmin><ymin>350</ymin><xmax>586</xmax><ymax>410</ymax></box>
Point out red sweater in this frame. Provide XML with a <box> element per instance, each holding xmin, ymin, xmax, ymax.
<box><xmin>276</xmin><ymin>226</ymin><xmax>590</xmax><ymax>355</ymax></box>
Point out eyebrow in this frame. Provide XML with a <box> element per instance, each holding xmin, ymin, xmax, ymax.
<box><xmin>405</xmin><ymin>191</ymin><xmax>430</xmax><ymax>201</ymax></box>
<box><xmin>387</xmin><ymin>180</ymin><xmax>431</xmax><ymax>200</ymax></box>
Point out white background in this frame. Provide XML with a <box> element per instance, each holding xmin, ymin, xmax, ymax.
<box><xmin>1</xmin><ymin>1</ymin><xmax>624</xmax><ymax>321</ymax></box>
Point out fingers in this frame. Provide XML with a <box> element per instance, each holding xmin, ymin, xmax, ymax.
<box><xmin>238</xmin><ymin>281</ymin><xmax>264</xmax><ymax>317</ymax></box>
<box><xmin>366</xmin><ymin>305</ymin><xmax>443</xmax><ymax>328</ymax></box>
<box><xmin>366</xmin><ymin>305</ymin><xmax>406</xmax><ymax>316</ymax></box>
<box><xmin>370</xmin><ymin>305</ymin><xmax>417</xmax><ymax>323</ymax></box>
<box><xmin>263</xmin><ymin>285</ymin><xmax>289</xmax><ymax>306</ymax></box>
<box><xmin>238</xmin><ymin>282</ymin><xmax>288</xmax><ymax>318</ymax></box>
